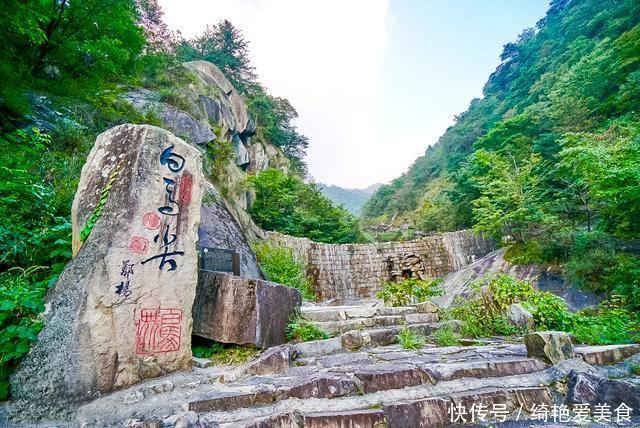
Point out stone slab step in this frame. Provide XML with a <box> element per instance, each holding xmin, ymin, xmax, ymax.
<box><xmin>300</xmin><ymin>305</ymin><xmax>419</xmax><ymax>322</ymax></box>
<box><xmin>226</xmin><ymin>386</ymin><xmax>553</xmax><ymax>428</ymax></box>
<box><xmin>188</xmin><ymin>356</ymin><xmax>550</xmax><ymax>414</ymax></box>
<box><xmin>575</xmin><ymin>343</ymin><xmax>640</xmax><ymax>365</ymax></box>
<box><xmin>309</xmin><ymin>313</ymin><xmax>439</xmax><ymax>335</ymax></box>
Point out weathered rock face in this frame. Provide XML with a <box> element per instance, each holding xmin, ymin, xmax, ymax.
<box><xmin>506</xmin><ymin>303</ymin><xmax>534</xmax><ymax>331</ymax></box>
<box><xmin>435</xmin><ymin>248</ymin><xmax>602</xmax><ymax>309</ymax></box>
<box><xmin>198</xmin><ymin>183</ymin><xmax>262</xmax><ymax>279</ymax></box>
<box><xmin>183</xmin><ymin>60</ymin><xmax>251</xmax><ymax>136</ymax></box>
<box><xmin>566</xmin><ymin>371</ymin><xmax>640</xmax><ymax>415</ymax></box>
<box><xmin>11</xmin><ymin>124</ymin><xmax>202</xmax><ymax>420</ymax></box>
<box><xmin>525</xmin><ymin>331</ymin><xmax>575</xmax><ymax>364</ymax></box>
<box><xmin>193</xmin><ymin>272</ymin><xmax>302</xmax><ymax>348</ymax></box>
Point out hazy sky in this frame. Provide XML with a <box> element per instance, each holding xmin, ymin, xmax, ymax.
<box><xmin>159</xmin><ymin>0</ymin><xmax>550</xmax><ymax>188</ymax></box>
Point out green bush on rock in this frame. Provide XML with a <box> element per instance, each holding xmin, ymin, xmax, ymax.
<box><xmin>253</xmin><ymin>241</ymin><xmax>314</xmax><ymax>300</ymax></box>
<box><xmin>376</xmin><ymin>277</ymin><xmax>443</xmax><ymax>307</ymax></box>
<box><xmin>397</xmin><ymin>326</ymin><xmax>426</xmax><ymax>350</ymax></box>
<box><xmin>448</xmin><ymin>274</ymin><xmax>638</xmax><ymax>345</ymax></box>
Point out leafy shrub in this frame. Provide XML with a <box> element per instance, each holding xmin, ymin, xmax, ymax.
<box><xmin>377</xmin><ymin>277</ymin><xmax>443</xmax><ymax>307</ymax></box>
<box><xmin>434</xmin><ymin>326</ymin><xmax>460</xmax><ymax>347</ymax></box>
<box><xmin>449</xmin><ymin>274</ymin><xmax>538</xmax><ymax>338</ymax></box>
<box><xmin>0</xmin><ymin>268</ymin><xmax>53</xmax><ymax>399</ymax></box>
<box><xmin>397</xmin><ymin>326</ymin><xmax>426</xmax><ymax>350</ymax></box>
<box><xmin>253</xmin><ymin>241</ymin><xmax>314</xmax><ymax>300</ymax></box>
<box><xmin>603</xmin><ymin>253</ymin><xmax>640</xmax><ymax>312</ymax></box>
<box><xmin>523</xmin><ymin>292</ymin><xmax>571</xmax><ymax>331</ymax></box>
<box><xmin>504</xmin><ymin>241</ymin><xmax>544</xmax><ymax>264</ymax></box>
<box><xmin>286</xmin><ymin>318</ymin><xmax>329</xmax><ymax>342</ymax></box>
<box><xmin>192</xmin><ymin>342</ymin><xmax>259</xmax><ymax>365</ymax></box>
<box><xmin>448</xmin><ymin>274</ymin><xmax>637</xmax><ymax>345</ymax></box>
<box><xmin>570</xmin><ymin>300</ymin><xmax>638</xmax><ymax>345</ymax></box>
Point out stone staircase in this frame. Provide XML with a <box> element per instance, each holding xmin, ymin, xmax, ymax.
<box><xmin>300</xmin><ymin>303</ymin><xmax>440</xmax><ymax>336</ymax></box>
<box><xmin>74</xmin><ymin>337</ymin><xmax>640</xmax><ymax>427</ymax></box>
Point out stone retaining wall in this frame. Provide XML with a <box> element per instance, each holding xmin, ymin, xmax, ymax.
<box><xmin>266</xmin><ymin>230</ymin><xmax>495</xmax><ymax>301</ymax></box>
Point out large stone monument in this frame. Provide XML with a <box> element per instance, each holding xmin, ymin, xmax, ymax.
<box><xmin>10</xmin><ymin>124</ymin><xmax>202</xmax><ymax>419</ymax></box>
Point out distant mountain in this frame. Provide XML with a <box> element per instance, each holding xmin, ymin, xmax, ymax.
<box><xmin>319</xmin><ymin>183</ymin><xmax>382</xmax><ymax>216</ymax></box>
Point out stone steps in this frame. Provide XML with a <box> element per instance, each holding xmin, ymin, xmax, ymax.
<box><xmin>301</xmin><ymin>305</ymin><xmax>439</xmax><ymax>335</ymax></box>
<box><xmin>75</xmin><ymin>341</ymin><xmax>640</xmax><ymax>427</ymax></box>
<box><xmin>225</xmin><ymin>385</ymin><xmax>554</xmax><ymax>428</ymax></box>
<box><xmin>186</xmin><ymin>355</ymin><xmax>549</xmax><ymax>414</ymax></box>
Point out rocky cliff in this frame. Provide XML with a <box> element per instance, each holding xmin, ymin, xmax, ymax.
<box><xmin>125</xmin><ymin>60</ymin><xmax>294</xmax><ymax>277</ymax></box>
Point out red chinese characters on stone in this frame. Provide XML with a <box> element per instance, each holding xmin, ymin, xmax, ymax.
<box><xmin>129</xmin><ymin>236</ymin><xmax>149</xmax><ymax>255</ymax></box>
<box><xmin>142</xmin><ymin>212</ymin><xmax>162</xmax><ymax>230</ymax></box>
<box><xmin>179</xmin><ymin>174</ymin><xmax>193</xmax><ymax>204</ymax></box>
<box><xmin>135</xmin><ymin>307</ymin><xmax>183</xmax><ymax>355</ymax></box>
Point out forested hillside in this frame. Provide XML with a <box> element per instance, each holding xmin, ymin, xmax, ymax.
<box><xmin>364</xmin><ymin>0</ymin><xmax>639</xmax><ymax>293</ymax></box>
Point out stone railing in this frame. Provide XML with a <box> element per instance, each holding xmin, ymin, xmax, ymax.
<box><xmin>266</xmin><ymin>230</ymin><xmax>495</xmax><ymax>301</ymax></box>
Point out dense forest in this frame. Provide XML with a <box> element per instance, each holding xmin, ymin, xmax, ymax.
<box><xmin>364</xmin><ymin>0</ymin><xmax>640</xmax><ymax>306</ymax></box>
<box><xmin>0</xmin><ymin>0</ymin><xmax>360</xmax><ymax>397</ymax></box>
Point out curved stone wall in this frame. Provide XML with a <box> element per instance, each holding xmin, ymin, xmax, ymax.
<box><xmin>266</xmin><ymin>230</ymin><xmax>495</xmax><ymax>301</ymax></box>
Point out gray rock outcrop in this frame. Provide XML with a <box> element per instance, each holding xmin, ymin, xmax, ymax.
<box><xmin>506</xmin><ymin>303</ymin><xmax>535</xmax><ymax>331</ymax></box>
<box><xmin>566</xmin><ymin>371</ymin><xmax>640</xmax><ymax>415</ymax></box>
<box><xmin>525</xmin><ymin>331</ymin><xmax>575</xmax><ymax>364</ymax></box>
<box><xmin>10</xmin><ymin>124</ymin><xmax>202</xmax><ymax>420</ymax></box>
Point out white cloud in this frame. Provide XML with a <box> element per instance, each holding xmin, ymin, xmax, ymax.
<box><xmin>158</xmin><ymin>0</ymin><xmax>390</xmax><ymax>187</ymax></box>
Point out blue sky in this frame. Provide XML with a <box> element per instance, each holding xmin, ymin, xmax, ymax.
<box><xmin>160</xmin><ymin>0</ymin><xmax>550</xmax><ymax>188</ymax></box>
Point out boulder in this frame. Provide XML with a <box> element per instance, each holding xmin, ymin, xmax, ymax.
<box><xmin>414</xmin><ymin>301</ymin><xmax>439</xmax><ymax>313</ymax></box>
<box><xmin>525</xmin><ymin>331</ymin><xmax>575</xmax><ymax>364</ymax></box>
<box><xmin>192</xmin><ymin>272</ymin><xmax>302</xmax><ymax>348</ymax></box>
<box><xmin>11</xmin><ymin>125</ymin><xmax>202</xmax><ymax>420</ymax></box>
<box><xmin>506</xmin><ymin>303</ymin><xmax>534</xmax><ymax>330</ymax></box>
<box><xmin>125</xmin><ymin>89</ymin><xmax>216</xmax><ymax>146</ymax></box>
<box><xmin>566</xmin><ymin>371</ymin><xmax>640</xmax><ymax>415</ymax></box>
<box><xmin>183</xmin><ymin>61</ymin><xmax>251</xmax><ymax>135</ymax></box>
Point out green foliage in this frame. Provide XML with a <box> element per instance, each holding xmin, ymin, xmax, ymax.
<box><xmin>434</xmin><ymin>327</ymin><xmax>460</xmax><ymax>347</ymax></box>
<box><xmin>450</xmin><ymin>274</ymin><xmax>541</xmax><ymax>338</ymax></box>
<box><xmin>202</xmin><ymin>138</ymin><xmax>236</xmax><ymax>193</ymax></box>
<box><xmin>0</xmin><ymin>0</ymin><xmax>145</xmax><ymax>113</ymax></box>
<box><xmin>0</xmin><ymin>267</ymin><xmax>56</xmax><ymax>399</ymax></box>
<box><xmin>80</xmin><ymin>164</ymin><xmax>121</xmax><ymax>242</ymax></box>
<box><xmin>177</xmin><ymin>20</ymin><xmax>256</xmax><ymax>93</ymax></box>
<box><xmin>504</xmin><ymin>241</ymin><xmax>544</xmax><ymax>265</ymax></box>
<box><xmin>247</xmin><ymin>88</ymin><xmax>309</xmax><ymax>174</ymax></box>
<box><xmin>570</xmin><ymin>303</ymin><xmax>637</xmax><ymax>346</ymax></box>
<box><xmin>192</xmin><ymin>342</ymin><xmax>259</xmax><ymax>365</ymax></box>
<box><xmin>286</xmin><ymin>317</ymin><xmax>329</xmax><ymax>342</ymax></box>
<box><xmin>249</xmin><ymin>169</ymin><xmax>364</xmax><ymax>244</ymax></box>
<box><xmin>252</xmin><ymin>241</ymin><xmax>314</xmax><ymax>300</ymax></box>
<box><xmin>449</xmin><ymin>274</ymin><xmax>637</xmax><ymax>345</ymax></box>
<box><xmin>376</xmin><ymin>277</ymin><xmax>443</xmax><ymax>307</ymax></box>
<box><xmin>397</xmin><ymin>326</ymin><xmax>426</xmax><ymax>350</ymax></box>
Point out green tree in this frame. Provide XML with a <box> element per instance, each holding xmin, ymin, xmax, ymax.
<box><xmin>177</xmin><ymin>19</ymin><xmax>257</xmax><ymax>92</ymax></box>
<box><xmin>471</xmin><ymin>150</ymin><xmax>549</xmax><ymax>243</ymax></box>
<box><xmin>249</xmin><ymin>169</ymin><xmax>364</xmax><ymax>244</ymax></box>
<box><xmin>0</xmin><ymin>0</ymin><xmax>145</xmax><ymax>112</ymax></box>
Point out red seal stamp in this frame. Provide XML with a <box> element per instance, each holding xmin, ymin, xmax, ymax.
<box><xmin>142</xmin><ymin>212</ymin><xmax>161</xmax><ymax>230</ymax></box>
<box><xmin>129</xmin><ymin>236</ymin><xmax>149</xmax><ymax>255</ymax></box>
<box><xmin>135</xmin><ymin>307</ymin><xmax>183</xmax><ymax>355</ymax></box>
